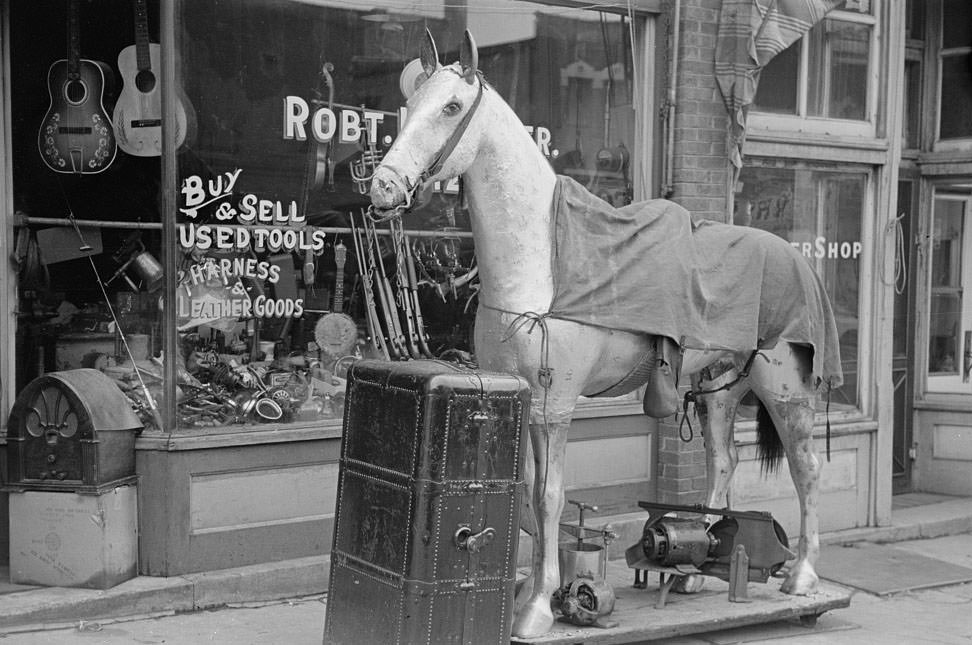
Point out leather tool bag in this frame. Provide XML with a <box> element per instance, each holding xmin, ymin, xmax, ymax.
<box><xmin>642</xmin><ymin>336</ymin><xmax>681</xmax><ymax>418</ymax></box>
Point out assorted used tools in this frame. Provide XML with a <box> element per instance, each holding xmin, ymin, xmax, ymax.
<box><xmin>351</xmin><ymin>209</ymin><xmax>433</xmax><ymax>361</ymax></box>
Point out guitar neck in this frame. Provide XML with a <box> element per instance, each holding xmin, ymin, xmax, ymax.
<box><xmin>67</xmin><ymin>0</ymin><xmax>80</xmax><ymax>77</ymax></box>
<box><xmin>133</xmin><ymin>0</ymin><xmax>152</xmax><ymax>71</ymax></box>
<box><xmin>333</xmin><ymin>242</ymin><xmax>346</xmax><ymax>313</ymax></box>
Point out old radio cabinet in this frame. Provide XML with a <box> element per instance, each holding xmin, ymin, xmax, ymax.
<box><xmin>5</xmin><ymin>368</ymin><xmax>142</xmax><ymax>494</ymax></box>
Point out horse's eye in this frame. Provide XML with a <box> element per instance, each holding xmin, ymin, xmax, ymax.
<box><xmin>443</xmin><ymin>101</ymin><xmax>462</xmax><ymax>116</ymax></box>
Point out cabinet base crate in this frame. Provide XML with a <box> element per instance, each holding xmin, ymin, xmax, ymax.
<box><xmin>324</xmin><ymin>359</ymin><xmax>531</xmax><ymax>645</ymax></box>
<box><xmin>8</xmin><ymin>485</ymin><xmax>137</xmax><ymax>590</ymax></box>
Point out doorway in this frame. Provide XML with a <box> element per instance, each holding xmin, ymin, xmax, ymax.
<box><xmin>897</xmin><ymin>183</ymin><xmax>972</xmax><ymax>494</ymax></box>
<box><xmin>892</xmin><ymin>181</ymin><xmax>916</xmax><ymax>493</ymax></box>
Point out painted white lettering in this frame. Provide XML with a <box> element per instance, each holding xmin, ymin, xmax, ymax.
<box><xmin>182</xmin><ymin>175</ymin><xmax>204</xmax><ymax>208</ymax></box>
<box><xmin>312</xmin><ymin>107</ymin><xmax>336</xmax><ymax>142</ymax></box>
<box><xmin>283</xmin><ymin>96</ymin><xmax>309</xmax><ymax>141</ymax></box>
<box><xmin>341</xmin><ymin>110</ymin><xmax>362</xmax><ymax>144</ymax></box>
<box><xmin>362</xmin><ymin>111</ymin><xmax>383</xmax><ymax>143</ymax></box>
<box><xmin>535</xmin><ymin>127</ymin><xmax>552</xmax><ymax>156</ymax></box>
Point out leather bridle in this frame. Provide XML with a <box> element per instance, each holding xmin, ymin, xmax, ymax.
<box><xmin>370</xmin><ymin>67</ymin><xmax>486</xmax><ymax>221</ymax></box>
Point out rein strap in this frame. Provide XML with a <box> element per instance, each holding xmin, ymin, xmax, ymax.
<box><xmin>420</xmin><ymin>71</ymin><xmax>486</xmax><ymax>185</ymax></box>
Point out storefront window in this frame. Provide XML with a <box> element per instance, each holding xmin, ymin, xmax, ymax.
<box><xmin>172</xmin><ymin>1</ymin><xmax>642</xmax><ymax>430</ymax></box>
<box><xmin>734</xmin><ymin>164</ymin><xmax>865</xmax><ymax>410</ymax></box>
<box><xmin>8</xmin><ymin>0</ymin><xmax>166</xmax><ymax>430</ymax></box>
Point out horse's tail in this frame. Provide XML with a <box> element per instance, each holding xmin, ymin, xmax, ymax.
<box><xmin>756</xmin><ymin>400</ymin><xmax>785</xmax><ymax>475</ymax></box>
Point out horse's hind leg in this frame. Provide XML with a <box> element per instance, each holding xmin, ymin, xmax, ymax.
<box><xmin>693</xmin><ymin>360</ymin><xmax>748</xmax><ymax>512</ymax></box>
<box><xmin>750</xmin><ymin>343</ymin><xmax>820</xmax><ymax>596</ymax></box>
<box><xmin>672</xmin><ymin>360</ymin><xmax>747</xmax><ymax>594</ymax></box>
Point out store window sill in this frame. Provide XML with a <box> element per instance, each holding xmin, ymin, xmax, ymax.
<box><xmin>135</xmin><ymin>418</ymin><xmax>344</xmax><ymax>451</ymax></box>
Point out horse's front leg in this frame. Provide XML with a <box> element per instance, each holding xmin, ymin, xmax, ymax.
<box><xmin>512</xmin><ymin>418</ymin><xmax>569</xmax><ymax>638</ymax></box>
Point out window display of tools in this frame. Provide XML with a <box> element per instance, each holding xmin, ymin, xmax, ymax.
<box><xmin>351</xmin><ymin>209</ymin><xmax>433</xmax><ymax>360</ymax></box>
<box><xmin>313</xmin><ymin>240</ymin><xmax>358</xmax><ymax>367</ymax></box>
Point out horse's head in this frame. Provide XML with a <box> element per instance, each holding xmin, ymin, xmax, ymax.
<box><xmin>371</xmin><ymin>29</ymin><xmax>485</xmax><ymax>212</ymax></box>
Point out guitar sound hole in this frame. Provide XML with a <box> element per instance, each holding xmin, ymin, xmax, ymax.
<box><xmin>64</xmin><ymin>79</ymin><xmax>87</xmax><ymax>105</ymax></box>
<box><xmin>135</xmin><ymin>69</ymin><xmax>157</xmax><ymax>93</ymax></box>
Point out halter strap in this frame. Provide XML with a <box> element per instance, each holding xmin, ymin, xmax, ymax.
<box><xmin>369</xmin><ymin>69</ymin><xmax>487</xmax><ymax>222</ymax></box>
<box><xmin>420</xmin><ymin>69</ymin><xmax>486</xmax><ymax>185</ymax></box>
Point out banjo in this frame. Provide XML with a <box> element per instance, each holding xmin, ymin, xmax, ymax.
<box><xmin>314</xmin><ymin>241</ymin><xmax>358</xmax><ymax>366</ymax></box>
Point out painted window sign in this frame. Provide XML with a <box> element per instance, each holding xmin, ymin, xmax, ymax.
<box><xmin>735</xmin><ymin>164</ymin><xmax>866</xmax><ymax>411</ymax></box>
<box><xmin>176</xmin><ymin>169</ymin><xmax>322</xmax><ymax>329</ymax></box>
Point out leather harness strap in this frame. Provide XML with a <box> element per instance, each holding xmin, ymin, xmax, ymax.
<box><xmin>420</xmin><ymin>69</ymin><xmax>486</xmax><ymax>185</ymax></box>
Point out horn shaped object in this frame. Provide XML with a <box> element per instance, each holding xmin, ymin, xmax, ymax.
<box><xmin>421</xmin><ymin>28</ymin><xmax>440</xmax><ymax>79</ymax></box>
<box><xmin>460</xmin><ymin>30</ymin><xmax>478</xmax><ymax>84</ymax></box>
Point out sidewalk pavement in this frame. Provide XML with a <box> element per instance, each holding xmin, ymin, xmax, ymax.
<box><xmin>2</xmin><ymin>494</ymin><xmax>972</xmax><ymax>636</ymax></box>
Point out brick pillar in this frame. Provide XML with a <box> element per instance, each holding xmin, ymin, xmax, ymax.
<box><xmin>655</xmin><ymin>0</ymin><xmax>732</xmax><ymax>504</ymax></box>
<box><xmin>655</xmin><ymin>386</ymin><xmax>707</xmax><ymax>504</ymax></box>
<box><xmin>669</xmin><ymin>0</ymin><xmax>731</xmax><ymax>223</ymax></box>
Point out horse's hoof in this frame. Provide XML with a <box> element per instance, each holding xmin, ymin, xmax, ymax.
<box><xmin>512</xmin><ymin>597</ymin><xmax>555</xmax><ymax>638</ymax></box>
<box><xmin>781</xmin><ymin>562</ymin><xmax>819</xmax><ymax>595</ymax></box>
<box><xmin>672</xmin><ymin>574</ymin><xmax>705</xmax><ymax>594</ymax></box>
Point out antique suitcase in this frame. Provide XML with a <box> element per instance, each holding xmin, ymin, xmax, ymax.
<box><xmin>324</xmin><ymin>359</ymin><xmax>531</xmax><ymax>645</ymax></box>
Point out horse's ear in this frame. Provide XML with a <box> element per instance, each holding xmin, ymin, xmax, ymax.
<box><xmin>421</xmin><ymin>28</ymin><xmax>440</xmax><ymax>79</ymax></box>
<box><xmin>459</xmin><ymin>30</ymin><xmax>478</xmax><ymax>84</ymax></box>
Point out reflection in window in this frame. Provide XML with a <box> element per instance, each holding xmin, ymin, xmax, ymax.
<box><xmin>174</xmin><ymin>0</ymin><xmax>640</xmax><ymax>430</ymax></box>
<box><xmin>928</xmin><ymin>199</ymin><xmax>964</xmax><ymax>374</ymax></box>
<box><xmin>903</xmin><ymin>58</ymin><xmax>921</xmax><ymax>149</ymax></box>
<box><xmin>753</xmin><ymin>13</ymin><xmax>872</xmax><ymax>123</ymax></box>
<box><xmin>734</xmin><ymin>165</ymin><xmax>865</xmax><ymax>410</ymax></box>
<box><xmin>754</xmin><ymin>42</ymin><xmax>799</xmax><ymax>114</ymax></box>
<box><xmin>939</xmin><ymin>1</ymin><xmax>972</xmax><ymax>140</ymax></box>
<box><xmin>940</xmin><ymin>56</ymin><xmax>972</xmax><ymax>139</ymax></box>
<box><xmin>807</xmin><ymin>20</ymin><xmax>870</xmax><ymax>119</ymax></box>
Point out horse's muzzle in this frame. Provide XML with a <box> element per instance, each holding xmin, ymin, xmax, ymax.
<box><xmin>370</xmin><ymin>167</ymin><xmax>411</xmax><ymax>210</ymax></box>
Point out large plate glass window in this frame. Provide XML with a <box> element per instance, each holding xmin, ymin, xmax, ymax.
<box><xmin>7</xmin><ymin>0</ymin><xmax>166</xmax><ymax>431</ymax></box>
<box><xmin>173</xmin><ymin>0</ymin><xmax>646</xmax><ymax>430</ymax></box>
<box><xmin>734</xmin><ymin>163</ymin><xmax>866</xmax><ymax>411</ymax></box>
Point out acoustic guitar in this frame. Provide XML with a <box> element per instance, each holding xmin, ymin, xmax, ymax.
<box><xmin>112</xmin><ymin>0</ymin><xmax>190</xmax><ymax>157</ymax></box>
<box><xmin>38</xmin><ymin>0</ymin><xmax>117</xmax><ymax>174</ymax></box>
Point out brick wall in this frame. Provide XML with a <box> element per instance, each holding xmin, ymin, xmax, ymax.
<box><xmin>655</xmin><ymin>0</ymin><xmax>731</xmax><ymax>504</ymax></box>
<box><xmin>669</xmin><ymin>0</ymin><xmax>731</xmax><ymax>221</ymax></box>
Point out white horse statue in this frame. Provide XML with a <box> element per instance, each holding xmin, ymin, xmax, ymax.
<box><xmin>370</xmin><ymin>30</ymin><xmax>842</xmax><ymax>638</ymax></box>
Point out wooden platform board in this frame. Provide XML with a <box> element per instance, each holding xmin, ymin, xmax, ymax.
<box><xmin>511</xmin><ymin>560</ymin><xmax>852</xmax><ymax>645</ymax></box>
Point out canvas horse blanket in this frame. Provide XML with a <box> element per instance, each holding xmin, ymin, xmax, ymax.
<box><xmin>548</xmin><ymin>175</ymin><xmax>843</xmax><ymax>388</ymax></box>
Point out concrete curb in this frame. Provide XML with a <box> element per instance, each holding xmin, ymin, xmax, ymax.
<box><xmin>1</xmin><ymin>556</ymin><xmax>328</xmax><ymax>631</ymax></box>
<box><xmin>3</xmin><ymin>500</ymin><xmax>971</xmax><ymax>631</ymax></box>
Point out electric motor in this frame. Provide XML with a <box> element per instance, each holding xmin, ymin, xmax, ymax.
<box><xmin>638</xmin><ymin>517</ymin><xmax>718</xmax><ymax>568</ymax></box>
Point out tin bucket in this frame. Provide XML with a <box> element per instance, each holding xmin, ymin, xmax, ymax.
<box><xmin>559</xmin><ymin>541</ymin><xmax>606</xmax><ymax>583</ymax></box>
